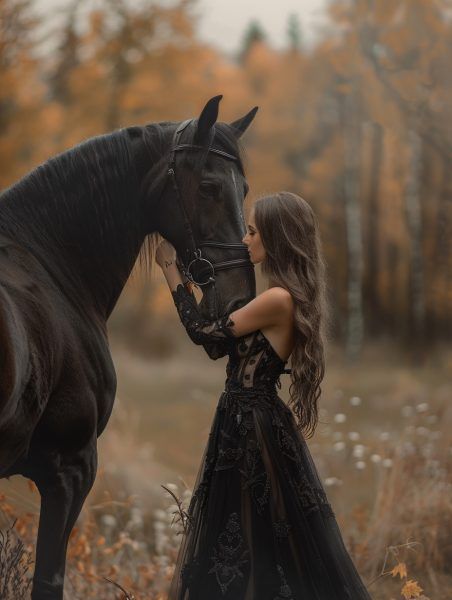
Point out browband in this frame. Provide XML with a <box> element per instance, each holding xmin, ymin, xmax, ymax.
<box><xmin>173</xmin><ymin>144</ymin><xmax>239</xmax><ymax>162</ymax></box>
<box><xmin>172</xmin><ymin>119</ymin><xmax>239</xmax><ymax>162</ymax></box>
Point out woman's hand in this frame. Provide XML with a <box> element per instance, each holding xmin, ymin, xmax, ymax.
<box><xmin>155</xmin><ymin>239</ymin><xmax>177</xmax><ymax>268</ymax></box>
<box><xmin>155</xmin><ymin>238</ymin><xmax>195</xmax><ymax>294</ymax></box>
<box><xmin>156</xmin><ymin>239</ymin><xmax>194</xmax><ymax>293</ymax></box>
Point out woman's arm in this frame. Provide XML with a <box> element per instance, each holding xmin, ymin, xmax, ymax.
<box><xmin>156</xmin><ymin>240</ymin><xmax>292</xmax><ymax>359</ymax></box>
<box><xmin>157</xmin><ymin>243</ymin><xmax>186</xmax><ymax>293</ymax></box>
<box><xmin>156</xmin><ymin>239</ymin><xmax>235</xmax><ymax>359</ymax></box>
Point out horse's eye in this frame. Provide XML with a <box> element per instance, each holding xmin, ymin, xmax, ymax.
<box><xmin>199</xmin><ymin>181</ymin><xmax>220</xmax><ymax>196</ymax></box>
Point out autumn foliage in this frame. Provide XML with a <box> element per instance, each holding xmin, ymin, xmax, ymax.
<box><xmin>1</xmin><ymin>0</ymin><xmax>451</xmax><ymax>353</ymax></box>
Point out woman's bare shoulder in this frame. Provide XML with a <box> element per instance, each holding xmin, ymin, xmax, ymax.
<box><xmin>259</xmin><ymin>287</ymin><xmax>294</xmax><ymax>324</ymax></box>
<box><xmin>228</xmin><ymin>286</ymin><xmax>293</xmax><ymax>337</ymax></box>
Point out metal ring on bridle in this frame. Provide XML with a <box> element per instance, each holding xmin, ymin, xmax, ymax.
<box><xmin>186</xmin><ymin>251</ymin><xmax>215</xmax><ymax>287</ymax></box>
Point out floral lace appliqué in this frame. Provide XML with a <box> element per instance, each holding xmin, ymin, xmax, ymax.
<box><xmin>171</xmin><ymin>283</ymin><xmax>235</xmax><ymax>360</ymax></box>
<box><xmin>273</xmin><ymin>519</ymin><xmax>292</xmax><ymax>539</ymax></box>
<box><xmin>208</xmin><ymin>512</ymin><xmax>250</xmax><ymax>595</ymax></box>
<box><xmin>296</xmin><ymin>474</ymin><xmax>335</xmax><ymax>518</ymax></box>
<box><xmin>273</xmin><ymin>564</ymin><xmax>295</xmax><ymax>599</ymax></box>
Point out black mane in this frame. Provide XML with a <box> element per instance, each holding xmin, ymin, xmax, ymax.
<box><xmin>0</xmin><ymin>129</ymin><xmax>140</xmax><ymax>263</ymax></box>
<box><xmin>0</xmin><ymin>128</ymin><xmax>158</xmax><ymax>315</ymax></box>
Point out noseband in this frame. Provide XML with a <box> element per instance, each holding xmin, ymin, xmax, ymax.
<box><xmin>166</xmin><ymin>119</ymin><xmax>253</xmax><ymax>289</ymax></box>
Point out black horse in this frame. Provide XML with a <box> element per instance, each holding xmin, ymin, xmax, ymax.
<box><xmin>0</xmin><ymin>95</ymin><xmax>257</xmax><ymax>599</ymax></box>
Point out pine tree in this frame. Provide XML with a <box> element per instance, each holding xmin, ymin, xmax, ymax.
<box><xmin>238</xmin><ymin>19</ymin><xmax>267</xmax><ymax>63</ymax></box>
<box><xmin>286</xmin><ymin>13</ymin><xmax>302</xmax><ymax>52</ymax></box>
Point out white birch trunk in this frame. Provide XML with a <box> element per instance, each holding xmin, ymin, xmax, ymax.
<box><xmin>344</xmin><ymin>91</ymin><xmax>364</xmax><ymax>360</ymax></box>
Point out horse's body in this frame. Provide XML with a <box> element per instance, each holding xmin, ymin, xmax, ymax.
<box><xmin>0</xmin><ymin>96</ymin><xmax>257</xmax><ymax>599</ymax></box>
<box><xmin>0</xmin><ymin>234</ymin><xmax>113</xmax><ymax>471</ymax></box>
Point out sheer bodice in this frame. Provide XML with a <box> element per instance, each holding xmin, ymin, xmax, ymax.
<box><xmin>225</xmin><ymin>327</ymin><xmax>292</xmax><ymax>390</ymax></box>
<box><xmin>168</xmin><ymin>283</ymin><xmax>373</xmax><ymax>600</ymax></box>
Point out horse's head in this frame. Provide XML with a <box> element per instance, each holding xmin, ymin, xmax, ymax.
<box><xmin>149</xmin><ymin>96</ymin><xmax>258</xmax><ymax>319</ymax></box>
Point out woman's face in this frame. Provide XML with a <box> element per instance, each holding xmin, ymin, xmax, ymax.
<box><xmin>242</xmin><ymin>207</ymin><xmax>266</xmax><ymax>264</ymax></box>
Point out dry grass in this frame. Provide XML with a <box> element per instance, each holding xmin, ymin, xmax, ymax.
<box><xmin>0</xmin><ymin>521</ymin><xmax>33</xmax><ymax>598</ymax></box>
<box><xmin>0</xmin><ymin>340</ymin><xmax>451</xmax><ymax>599</ymax></box>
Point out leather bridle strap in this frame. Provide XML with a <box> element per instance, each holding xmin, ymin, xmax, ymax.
<box><xmin>173</xmin><ymin>143</ymin><xmax>239</xmax><ymax>162</ymax></box>
<box><xmin>166</xmin><ymin>119</ymin><xmax>252</xmax><ymax>289</ymax></box>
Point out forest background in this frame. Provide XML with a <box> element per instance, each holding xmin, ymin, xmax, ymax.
<box><xmin>0</xmin><ymin>0</ymin><xmax>451</xmax><ymax>599</ymax></box>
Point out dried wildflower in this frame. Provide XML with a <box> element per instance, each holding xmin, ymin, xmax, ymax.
<box><xmin>401</xmin><ymin>578</ymin><xmax>423</xmax><ymax>599</ymax></box>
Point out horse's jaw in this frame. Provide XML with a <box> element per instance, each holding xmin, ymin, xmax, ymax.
<box><xmin>197</xmin><ymin>272</ymin><xmax>256</xmax><ymax>320</ymax></box>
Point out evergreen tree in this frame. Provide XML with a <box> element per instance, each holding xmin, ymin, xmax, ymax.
<box><xmin>238</xmin><ymin>19</ymin><xmax>267</xmax><ymax>62</ymax></box>
<box><xmin>286</xmin><ymin>12</ymin><xmax>302</xmax><ymax>51</ymax></box>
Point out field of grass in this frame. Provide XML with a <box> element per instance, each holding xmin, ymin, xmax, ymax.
<box><xmin>1</xmin><ymin>338</ymin><xmax>451</xmax><ymax>599</ymax></box>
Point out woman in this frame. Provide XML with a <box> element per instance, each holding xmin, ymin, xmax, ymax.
<box><xmin>156</xmin><ymin>191</ymin><xmax>372</xmax><ymax>599</ymax></box>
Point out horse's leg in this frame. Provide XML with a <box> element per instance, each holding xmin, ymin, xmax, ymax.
<box><xmin>30</xmin><ymin>438</ymin><xmax>97</xmax><ymax>600</ymax></box>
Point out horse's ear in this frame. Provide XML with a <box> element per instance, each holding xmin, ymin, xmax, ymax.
<box><xmin>194</xmin><ymin>95</ymin><xmax>222</xmax><ymax>145</ymax></box>
<box><xmin>230</xmin><ymin>106</ymin><xmax>259</xmax><ymax>138</ymax></box>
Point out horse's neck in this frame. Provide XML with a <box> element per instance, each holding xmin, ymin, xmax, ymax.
<box><xmin>0</xmin><ymin>132</ymin><xmax>149</xmax><ymax>320</ymax></box>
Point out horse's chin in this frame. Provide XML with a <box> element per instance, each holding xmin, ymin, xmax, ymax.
<box><xmin>197</xmin><ymin>292</ymin><xmax>218</xmax><ymax>320</ymax></box>
<box><xmin>198</xmin><ymin>282</ymin><xmax>254</xmax><ymax>320</ymax></box>
<box><xmin>199</xmin><ymin>300</ymin><xmax>239</xmax><ymax>319</ymax></box>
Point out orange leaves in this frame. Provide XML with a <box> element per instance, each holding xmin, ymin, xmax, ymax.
<box><xmin>401</xmin><ymin>579</ymin><xmax>424</xmax><ymax>599</ymax></box>
<box><xmin>0</xmin><ymin>0</ymin><xmax>450</xmax><ymax>347</ymax></box>
<box><xmin>26</xmin><ymin>480</ymin><xmax>37</xmax><ymax>494</ymax></box>
<box><xmin>88</xmin><ymin>10</ymin><xmax>105</xmax><ymax>39</ymax></box>
<box><xmin>76</xmin><ymin>560</ymin><xmax>85</xmax><ymax>574</ymax></box>
<box><xmin>385</xmin><ymin>553</ymin><xmax>431</xmax><ymax>600</ymax></box>
<box><xmin>391</xmin><ymin>561</ymin><xmax>407</xmax><ymax>578</ymax></box>
<box><xmin>14</xmin><ymin>516</ymin><xmax>32</xmax><ymax>538</ymax></box>
<box><xmin>336</xmin><ymin>81</ymin><xmax>353</xmax><ymax>95</ymax></box>
<box><xmin>325</xmin><ymin>44</ymin><xmax>355</xmax><ymax>78</ymax></box>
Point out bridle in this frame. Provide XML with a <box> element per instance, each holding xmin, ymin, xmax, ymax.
<box><xmin>166</xmin><ymin>118</ymin><xmax>253</xmax><ymax>292</ymax></box>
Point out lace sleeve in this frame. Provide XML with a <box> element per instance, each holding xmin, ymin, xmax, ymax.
<box><xmin>171</xmin><ymin>283</ymin><xmax>236</xmax><ymax>360</ymax></box>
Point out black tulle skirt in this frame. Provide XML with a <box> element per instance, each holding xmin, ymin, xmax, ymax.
<box><xmin>168</xmin><ymin>385</ymin><xmax>373</xmax><ymax>599</ymax></box>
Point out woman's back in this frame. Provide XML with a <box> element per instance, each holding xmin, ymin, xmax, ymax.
<box><xmin>258</xmin><ymin>286</ymin><xmax>295</xmax><ymax>363</ymax></box>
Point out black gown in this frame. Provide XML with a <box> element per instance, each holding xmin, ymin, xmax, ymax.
<box><xmin>168</xmin><ymin>284</ymin><xmax>372</xmax><ymax>600</ymax></box>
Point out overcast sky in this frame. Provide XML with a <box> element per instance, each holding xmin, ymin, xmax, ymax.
<box><xmin>195</xmin><ymin>0</ymin><xmax>329</xmax><ymax>52</ymax></box>
<box><xmin>34</xmin><ymin>0</ymin><xmax>329</xmax><ymax>55</ymax></box>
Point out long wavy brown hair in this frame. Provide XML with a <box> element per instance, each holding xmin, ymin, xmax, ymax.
<box><xmin>253</xmin><ymin>191</ymin><xmax>332</xmax><ymax>439</ymax></box>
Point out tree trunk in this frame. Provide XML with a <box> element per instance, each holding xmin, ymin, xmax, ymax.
<box><xmin>431</xmin><ymin>160</ymin><xmax>452</xmax><ymax>338</ymax></box>
<box><xmin>364</xmin><ymin>121</ymin><xmax>383</xmax><ymax>335</ymax></box>
<box><xmin>404</xmin><ymin>128</ymin><xmax>425</xmax><ymax>347</ymax></box>
<box><xmin>343</xmin><ymin>90</ymin><xmax>364</xmax><ymax>361</ymax></box>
